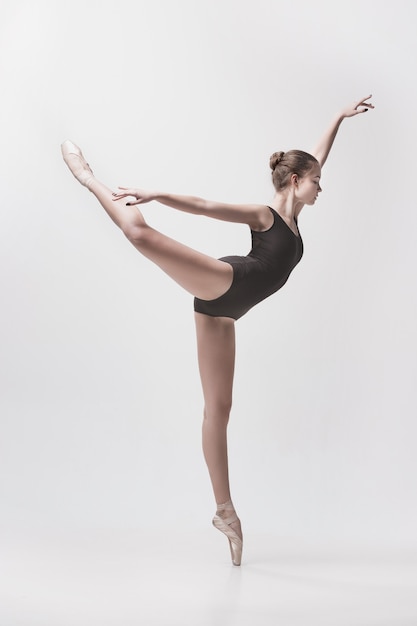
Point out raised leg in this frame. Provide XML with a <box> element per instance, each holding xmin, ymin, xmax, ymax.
<box><xmin>61</xmin><ymin>141</ymin><xmax>233</xmax><ymax>300</ymax></box>
<box><xmin>194</xmin><ymin>312</ymin><xmax>243</xmax><ymax>565</ymax></box>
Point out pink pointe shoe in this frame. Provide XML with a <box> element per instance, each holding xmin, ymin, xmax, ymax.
<box><xmin>61</xmin><ymin>140</ymin><xmax>94</xmax><ymax>189</ymax></box>
<box><xmin>212</xmin><ymin>501</ymin><xmax>243</xmax><ymax>566</ymax></box>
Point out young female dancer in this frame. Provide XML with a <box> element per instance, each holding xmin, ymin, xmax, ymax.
<box><xmin>61</xmin><ymin>95</ymin><xmax>374</xmax><ymax>565</ymax></box>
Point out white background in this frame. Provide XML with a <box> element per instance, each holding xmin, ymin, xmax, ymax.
<box><xmin>1</xmin><ymin>0</ymin><xmax>416</xmax><ymax>559</ymax></box>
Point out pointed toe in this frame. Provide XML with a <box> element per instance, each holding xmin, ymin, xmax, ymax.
<box><xmin>61</xmin><ymin>140</ymin><xmax>94</xmax><ymax>188</ymax></box>
<box><xmin>212</xmin><ymin>501</ymin><xmax>243</xmax><ymax>566</ymax></box>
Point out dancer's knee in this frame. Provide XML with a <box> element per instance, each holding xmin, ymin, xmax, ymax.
<box><xmin>203</xmin><ymin>399</ymin><xmax>232</xmax><ymax>425</ymax></box>
<box><xmin>122</xmin><ymin>221</ymin><xmax>151</xmax><ymax>247</ymax></box>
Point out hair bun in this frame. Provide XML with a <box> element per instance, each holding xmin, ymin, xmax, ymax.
<box><xmin>269</xmin><ymin>151</ymin><xmax>285</xmax><ymax>171</ymax></box>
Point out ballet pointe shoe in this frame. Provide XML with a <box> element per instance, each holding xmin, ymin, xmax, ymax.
<box><xmin>212</xmin><ymin>501</ymin><xmax>243</xmax><ymax>566</ymax></box>
<box><xmin>61</xmin><ymin>140</ymin><xmax>94</xmax><ymax>189</ymax></box>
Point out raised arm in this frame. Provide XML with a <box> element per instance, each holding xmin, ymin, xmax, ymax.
<box><xmin>312</xmin><ymin>95</ymin><xmax>374</xmax><ymax>168</ymax></box>
<box><xmin>112</xmin><ymin>188</ymin><xmax>271</xmax><ymax>230</ymax></box>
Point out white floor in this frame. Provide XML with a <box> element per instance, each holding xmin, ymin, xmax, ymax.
<box><xmin>1</xmin><ymin>528</ymin><xmax>416</xmax><ymax>626</ymax></box>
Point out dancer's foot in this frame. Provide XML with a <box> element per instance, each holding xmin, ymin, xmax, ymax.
<box><xmin>212</xmin><ymin>500</ymin><xmax>243</xmax><ymax>566</ymax></box>
<box><xmin>61</xmin><ymin>140</ymin><xmax>95</xmax><ymax>189</ymax></box>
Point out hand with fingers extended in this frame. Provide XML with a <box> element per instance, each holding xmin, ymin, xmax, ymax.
<box><xmin>112</xmin><ymin>187</ymin><xmax>156</xmax><ymax>206</ymax></box>
<box><xmin>340</xmin><ymin>94</ymin><xmax>375</xmax><ymax>118</ymax></box>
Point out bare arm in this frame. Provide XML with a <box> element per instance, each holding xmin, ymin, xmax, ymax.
<box><xmin>312</xmin><ymin>95</ymin><xmax>374</xmax><ymax>167</ymax></box>
<box><xmin>112</xmin><ymin>188</ymin><xmax>271</xmax><ymax>230</ymax></box>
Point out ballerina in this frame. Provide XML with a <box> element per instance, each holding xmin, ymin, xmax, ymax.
<box><xmin>61</xmin><ymin>95</ymin><xmax>374</xmax><ymax>565</ymax></box>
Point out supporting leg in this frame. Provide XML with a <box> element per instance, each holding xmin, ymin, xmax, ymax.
<box><xmin>195</xmin><ymin>312</ymin><xmax>243</xmax><ymax>565</ymax></box>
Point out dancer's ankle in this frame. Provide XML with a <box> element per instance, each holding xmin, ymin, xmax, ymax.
<box><xmin>84</xmin><ymin>175</ymin><xmax>96</xmax><ymax>191</ymax></box>
<box><xmin>216</xmin><ymin>499</ymin><xmax>235</xmax><ymax>517</ymax></box>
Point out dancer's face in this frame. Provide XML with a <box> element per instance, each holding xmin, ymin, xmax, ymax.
<box><xmin>295</xmin><ymin>163</ymin><xmax>322</xmax><ymax>205</ymax></box>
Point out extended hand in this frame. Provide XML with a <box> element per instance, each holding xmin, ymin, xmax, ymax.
<box><xmin>341</xmin><ymin>95</ymin><xmax>375</xmax><ymax>118</ymax></box>
<box><xmin>112</xmin><ymin>187</ymin><xmax>156</xmax><ymax>205</ymax></box>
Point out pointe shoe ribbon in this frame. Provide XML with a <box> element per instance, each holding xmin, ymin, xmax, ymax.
<box><xmin>61</xmin><ymin>140</ymin><xmax>94</xmax><ymax>189</ymax></box>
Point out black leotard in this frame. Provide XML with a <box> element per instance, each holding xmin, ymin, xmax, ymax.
<box><xmin>194</xmin><ymin>207</ymin><xmax>303</xmax><ymax>320</ymax></box>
